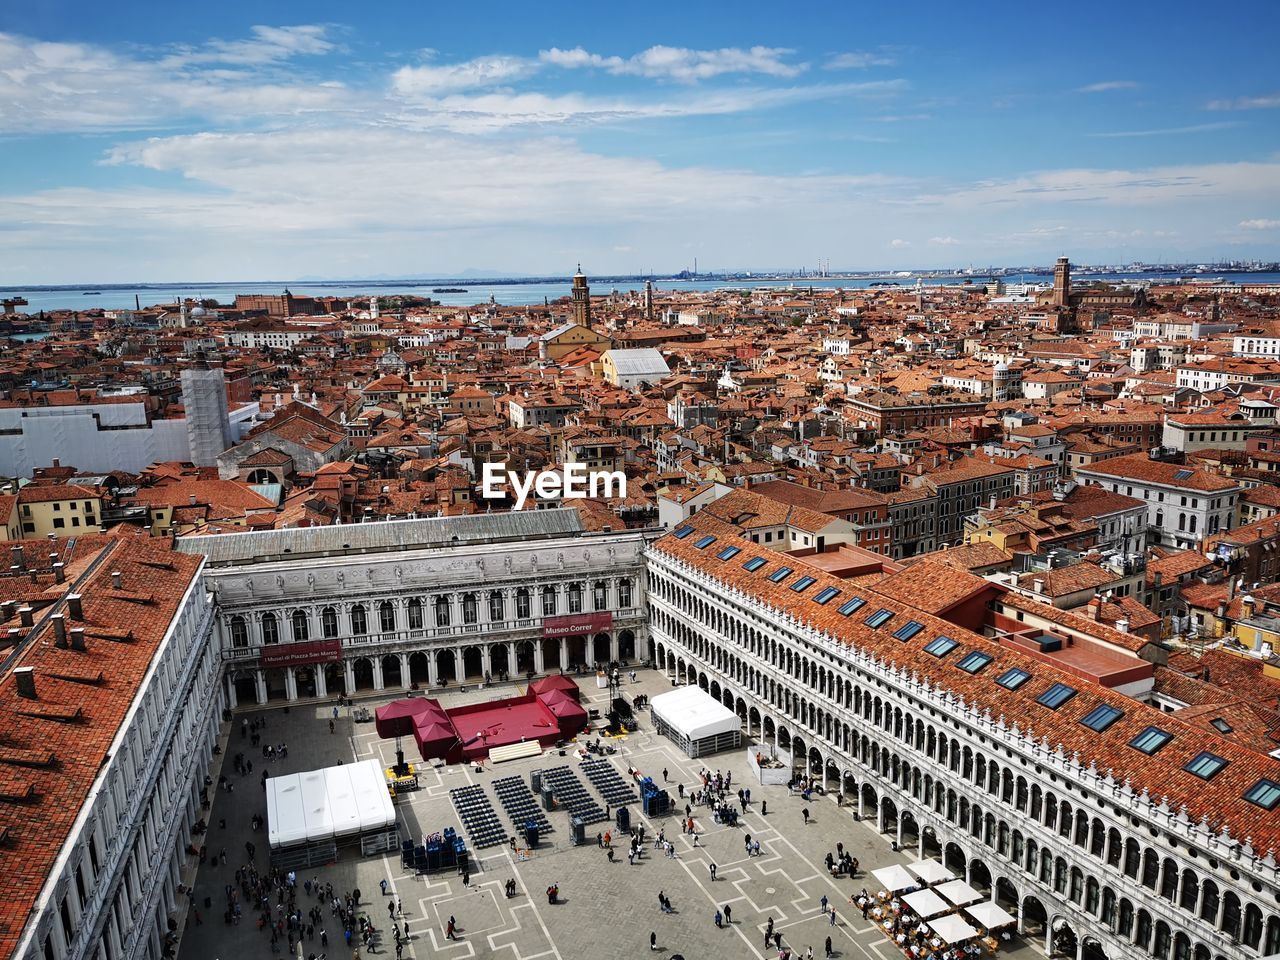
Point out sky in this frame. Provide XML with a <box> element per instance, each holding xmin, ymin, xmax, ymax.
<box><xmin>2</xmin><ymin>1</ymin><xmax>1279</xmax><ymax>283</ymax></box>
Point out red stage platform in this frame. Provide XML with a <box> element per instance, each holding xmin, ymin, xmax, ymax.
<box><xmin>375</xmin><ymin>679</ymin><xmax>589</xmax><ymax>764</ymax></box>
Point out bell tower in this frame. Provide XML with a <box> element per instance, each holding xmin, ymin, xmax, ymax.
<box><xmin>572</xmin><ymin>264</ymin><xmax>591</xmax><ymax>328</ymax></box>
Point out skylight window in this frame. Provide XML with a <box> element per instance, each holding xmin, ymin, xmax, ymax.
<box><xmin>1244</xmin><ymin>778</ymin><xmax>1280</xmax><ymax>811</ymax></box>
<box><xmin>790</xmin><ymin>576</ymin><xmax>816</xmax><ymax>593</ymax></box>
<box><xmin>924</xmin><ymin>636</ymin><xmax>958</xmax><ymax>657</ymax></box>
<box><xmin>1080</xmin><ymin>704</ymin><xmax>1124</xmax><ymax>732</ymax></box>
<box><xmin>1129</xmin><ymin>726</ymin><xmax>1174</xmax><ymax>755</ymax></box>
<box><xmin>673</xmin><ymin>525</ymin><xmax>695</xmax><ymax>539</ymax></box>
<box><xmin>1173</xmin><ymin>469</ymin><xmax>1194</xmax><ymax>481</ymax></box>
<box><xmin>892</xmin><ymin>620</ymin><xmax>923</xmax><ymax>641</ymax></box>
<box><xmin>956</xmin><ymin>651</ymin><xmax>993</xmax><ymax>674</ymax></box>
<box><xmin>1184</xmin><ymin>751</ymin><xmax>1229</xmax><ymax>781</ymax></box>
<box><xmin>814</xmin><ymin>586</ymin><xmax>840</xmax><ymax>605</ymax></box>
<box><xmin>865</xmin><ymin>608</ymin><xmax>894</xmax><ymax>629</ymax></box>
<box><xmin>996</xmin><ymin>667</ymin><xmax>1031</xmax><ymax>690</ymax></box>
<box><xmin>1210</xmin><ymin>717</ymin><xmax>1233</xmax><ymax>734</ymax></box>
<box><xmin>768</xmin><ymin>566</ymin><xmax>794</xmax><ymax>583</ymax></box>
<box><xmin>694</xmin><ymin>535</ymin><xmax>716</xmax><ymax>549</ymax></box>
<box><xmin>837</xmin><ymin>597</ymin><xmax>866</xmax><ymax>616</ymax></box>
<box><xmin>743</xmin><ymin>557</ymin><xmax>767</xmax><ymax>572</ymax></box>
<box><xmin>716</xmin><ymin>546</ymin><xmax>741</xmax><ymax>561</ymax></box>
<box><xmin>1037</xmin><ymin>683</ymin><xmax>1077</xmax><ymax>710</ymax></box>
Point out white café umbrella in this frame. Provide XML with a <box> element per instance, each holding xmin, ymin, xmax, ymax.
<box><xmin>936</xmin><ymin>878</ymin><xmax>983</xmax><ymax>906</ymax></box>
<box><xmin>872</xmin><ymin>863</ymin><xmax>917</xmax><ymax>892</ymax></box>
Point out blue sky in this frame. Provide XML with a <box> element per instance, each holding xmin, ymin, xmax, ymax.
<box><xmin>2</xmin><ymin>1</ymin><xmax>1279</xmax><ymax>282</ymax></box>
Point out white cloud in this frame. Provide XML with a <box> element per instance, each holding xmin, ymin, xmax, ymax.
<box><xmin>929</xmin><ymin>236</ymin><xmax>959</xmax><ymax>245</ymax></box>
<box><xmin>890</xmin><ymin>238</ymin><xmax>911</xmax><ymax>248</ymax></box>
<box><xmin>1074</xmin><ymin>80</ymin><xmax>1137</xmax><ymax>93</ymax></box>
<box><xmin>826</xmin><ymin>51</ymin><xmax>896</xmax><ymax>69</ymax></box>
<box><xmin>1240</xmin><ymin>218</ymin><xmax>1280</xmax><ymax>230</ymax></box>
<box><xmin>163</xmin><ymin>24</ymin><xmax>336</xmax><ymax>67</ymax></box>
<box><xmin>1087</xmin><ymin>122</ymin><xmax>1238</xmax><ymax>138</ymax></box>
<box><xmin>539</xmin><ymin>45</ymin><xmax>805</xmax><ymax>82</ymax></box>
<box><xmin>0</xmin><ymin>29</ymin><xmax>351</xmax><ymax>133</ymax></box>
<box><xmin>391</xmin><ymin>55</ymin><xmax>537</xmax><ymax>95</ymax></box>
<box><xmin>1207</xmin><ymin>92</ymin><xmax>1280</xmax><ymax>110</ymax></box>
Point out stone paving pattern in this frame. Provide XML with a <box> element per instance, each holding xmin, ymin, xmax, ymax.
<box><xmin>180</xmin><ymin>671</ymin><xmax>1045</xmax><ymax>960</ymax></box>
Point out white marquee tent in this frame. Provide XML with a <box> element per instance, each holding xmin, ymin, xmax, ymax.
<box><xmin>965</xmin><ymin>901</ymin><xmax>1017</xmax><ymax>930</ymax></box>
<box><xmin>267</xmin><ymin>759</ymin><xmax>396</xmax><ymax>850</ymax></box>
<box><xmin>936</xmin><ymin>879</ymin><xmax>983</xmax><ymax>907</ymax></box>
<box><xmin>651</xmin><ymin>686</ymin><xmax>742</xmax><ymax>757</ymax></box>
<box><xmin>872</xmin><ymin>863</ymin><xmax>918</xmax><ymax>893</ymax></box>
<box><xmin>929</xmin><ymin>914</ymin><xmax>980</xmax><ymax>945</ymax></box>
<box><xmin>907</xmin><ymin>859</ymin><xmax>954</xmax><ymax>885</ymax></box>
<box><xmin>903</xmin><ymin>888</ymin><xmax>951</xmax><ymax>919</ymax></box>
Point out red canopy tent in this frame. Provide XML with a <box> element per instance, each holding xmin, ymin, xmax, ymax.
<box><xmin>529</xmin><ymin>675</ymin><xmax>581</xmax><ymax>701</ymax></box>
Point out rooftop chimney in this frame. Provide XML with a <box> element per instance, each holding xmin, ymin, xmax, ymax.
<box><xmin>18</xmin><ymin>606</ymin><xmax>33</xmax><ymax>627</ymax></box>
<box><xmin>67</xmin><ymin>593</ymin><xmax>83</xmax><ymax>620</ymax></box>
<box><xmin>1116</xmin><ymin>619</ymin><xmax>1129</xmax><ymax>633</ymax></box>
<box><xmin>51</xmin><ymin>458</ymin><xmax>60</xmax><ymax>469</ymax></box>
<box><xmin>52</xmin><ymin>614</ymin><xmax>67</xmax><ymax>648</ymax></box>
<box><xmin>189</xmin><ymin>495</ymin><xmax>197</xmax><ymax>506</ymax></box>
<box><xmin>1033</xmin><ymin>578</ymin><xmax>1045</xmax><ymax>594</ymax></box>
<box><xmin>111</xmin><ymin>571</ymin><xmax>122</xmax><ymax>590</ymax></box>
<box><xmin>14</xmin><ymin>667</ymin><xmax>36</xmax><ymax>699</ymax></box>
<box><xmin>53</xmin><ymin>561</ymin><xmax>65</xmax><ymax>584</ymax></box>
<box><xmin>10</xmin><ymin>546</ymin><xmax>23</xmax><ymax>570</ymax></box>
<box><xmin>6</xmin><ymin>627</ymin><xmax>21</xmax><ymax>646</ymax></box>
<box><xmin>70</xmin><ymin>627</ymin><xmax>86</xmax><ymax>651</ymax></box>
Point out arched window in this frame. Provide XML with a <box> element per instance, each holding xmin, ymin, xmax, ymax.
<box><xmin>542</xmin><ymin>586</ymin><xmax>557</xmax><ymax>616</ymax></box>
<box><xmin>593</xmin><ymin>581</ymin><xmax>608</xmax><ymax>611</ymax></box>
<box><xmin>462</xmin><ymin>593</ymin><xmax>477</xmax><ymax>624</ymax></box>
<box><xmin>291</xmin><ymin>609</ymin><xmax>309</xmax><ymax>642</ymax></box>
<box><xmin>350</xmin><ymin>604</ymin><xmax>367</xmax><ymax>636</ymax></box>
<box><xmin>568</xmin><ymin>582</ymin><xmax>583</xmax><ymax>613</ymax></box>
<box><xmin>379</xmin><ymin>601</ymin><xmax>396</xmax><ymax>633</ymax></box>
<box><xmin>515</xmin><ymin>588</ymin><xmax>530</xmax><ymax>619</ymax></box>
<box><xmin>261</xmin><ymin>612</ymin><xmax>279</xmax><ymax>644</ymax></box>
<box><xmin>321</xmin><ymin>606</ymin><xmax>338</xmax><ymax>639</ymax></box>
<box><xmin>619</xmin><ymin>578</ymin><xmax>634</xmax><ymax>607</ymax></box>
<box><xmin>489</xmin><ymin>591</ymin><xmax>504</xmax><ymax>622</ymax></box>
<box><xmin>407</xmin><ymin>598</ymin><xmax>423</xmax><ymax>630</ymax></box>
<box><xmin>230</xmin><ymin>615</ymin><xmax>248</xmax><ymax>648</ymax></box>
<box><xmin>435</xmin><ymin>596</ymin><xmax>450</xmax><ymax>627</ymax></box>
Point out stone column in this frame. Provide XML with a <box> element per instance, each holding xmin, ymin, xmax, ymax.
<box><xmin>609</xmin><ymin>633</ymin><xmax>619</xmax><ymax>663</ymax></box>
<box><xmin>454</xmin><ymin>648</ymin><xmax>465</xmax><ymax>684</ymax></box>
<box><xmin>343</xmin><ymin>660</ymin><xmax>356</xmax><ymax>695</ymax></box>
<box><xmin>372</xmin><ymin>658</ymin><xmax>384</xmax><ymax>691</ymax></box>
<box><xmin>225</xmin><ymin>675</ymin><xmax>238</xmax><ymax>711</ymax></box>
<box><xmin>506</xmin><ymin>642</ymin><xmax>517</xmax><ymax>679</ymax></box>
<box><xmin>400</xmin><ymin>654</ymin><xmax>411</xmax><ymax>690</ymax></box>
<box><xmin>315</xmin><ymin>669</ymin><xmax>328</xmax><ymax>698</ymax></box>
<box><xmin>559</xmin><ymin>637</ymin><xmax>569</xmax><ymax>671</ymax></box>
<box><xmin>428</xmin><ymin>651</ymin><xmax>439</xmax><ymax>686</ymax></box>
<box><xmin>284</xmin><ymin>667</ymin><xmax>298</xmax><ymax>702</ymax></box>
<box><xmin>534</xmin><ymin>641</ymin><xmax>545</xmax><ymax>675</ymax></box>
<box><xmin>585</xmin><ymin>637</ymin><xmax>595</xmax><ymax>670</ymax></box>
<box><xmin>254</xmin><ymin>670</ymin><xmax>267</xmax><ymax>705</ymax></box>
<box><xmin>481</xmin><ymin>645</ymin><xmax>492</xmax><ymax>679</ymax></box>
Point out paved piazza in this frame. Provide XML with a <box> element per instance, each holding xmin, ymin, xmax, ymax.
<box><xmin>180</xmin><ymin>671</ymin><xmax>1046</xmax><ymax>960</ymax></box>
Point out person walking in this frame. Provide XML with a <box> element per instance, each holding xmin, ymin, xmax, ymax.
<box><xmin>829</xmin><ymin>909</ymin><xmax>838</xmax><ymax>928</ymax></box>
<box><xmin>765</xmin><ymin>917</ymin><xmax>774</xmax><ymax>947</ymax></box>
<box><xmin>709</xmin><ymin>862</ymin><xmax>717</xmax><ymax>881</ymax></box>
<box><xmin>445</xmin><ymin>916</ymin><xmax>457</xmax><ymax>940</ymax></box>
<box><xmin>662</xmin><ymin>768</ymin><xmax>668</xmax><ymax>782</ymax></box>
<box><xmin>825</xmin><ymin>935</ymin><xmax>833</xmax><ymax>958</ymax></box>
<box><xmin>723</xmin><ymin>904</ymin><xmax>732</xmax><ymax>924</ymax></box>
<box><xmin>761</xmin><ymin>800</ymin><xmax>767</xmax><ymax>816</ymax></box>
<box><xmin>820</xmin><ymin>894</ymin><xmax>828</xmax><ymax>914</ymax></box>
<box><xmin>649</xmin><ymin>931</ymin><xmax>657</xmax><ymax>951</ymax></box>
<box><xmin>714</xmin><ymin>910</ymin><xmax>722</xmax><ymax>929</ymax></box>
<box><xmin>802</xmin><ymin>807</ymin><xmax>810</xmax><ymax>824</ymax></box>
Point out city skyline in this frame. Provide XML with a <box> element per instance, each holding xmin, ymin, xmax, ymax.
<box><xmin>3</xmin><ymin>1</ymin><xmax>1280</xmax><ymax>283</ymax></box>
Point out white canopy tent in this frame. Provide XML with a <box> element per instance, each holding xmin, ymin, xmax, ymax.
<box><xmin>936</xmin><ymin>879</ymin><xmax>983</xmax><ymax>907</ymax></box>
<box><xmin>267</xmin><ymin>759</ymin><xmax>396</xmax><ymax>850</ymax></box>
<box><xmin>907</xmin><ymin>859</ymin><xmax>954</xmax><ymax>885</ymax></box>
<box><xmin>928</xmin><ymin>914</ymin><xmax>980</xmax><ymax>945</ymax></box>
<box><xmin>651</xmin><ymin>686</ymin><xmax>741</xmax><ymax>757</ymax></box>
<box><xmin>965</xmin><ymin>901</ymin><xmax>1017</xmax><ymax>930</ymax></box>
<box><xmin>872</xmin><ymin>864</ymin><xmax>918</xmax><ymax>893</ymax></box>
<box><xmin>903</xmin><ymin>888</ymin><xmax>951</xmax><ymax>919</ymax></box>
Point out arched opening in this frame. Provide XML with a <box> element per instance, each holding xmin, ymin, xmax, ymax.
<box><xmin>264</xmin><ymin>667</ymin><xmax>288</xmax><ymax>701</ymax></box>
<box><xmin>324</xmin><ymin>662</ymin><xmax>345</xmax><ymax>696</ymax></box>
<box><xmin>995</xmin><ymin>877</ymin><xmax>1019</xmax><ymax>912</ymax></box>
<box><xmin>352</xmin><ymin>658</ymin><xmax>375</xmax><ymax>691</ymax></box>
<box><xmin>944</xmin><ymin>841</ymin><xmax>966</xmax><ymax>876</ymax></box>
<box><xmin>229</xmin><ymin>615</ymin><xmax>248</xmax><ymax>648</ymax></box>
<box><xmin>1021</xmin><ymin>896</ymin><xmax>1047</xmax><ymax>940</ymax></box>
<box><xmin>408</xmin><ymin>652</ymin><xmax>430</xmax><ymax>686</ymax></box>
<box><xmin>515</xmin><ymin>640</ymin><xmax>535</xmax><ymax>676</ymax></box>
<box><xmin>881</xmin><ymin>796</ymin><xmax>899</xmax><ymax>835</ymax></box>
<box><xmin>489</xmin><ymin>644</ymin><xmax>509</xmax><ymax>680</ymax></box>
<box><xmin>436</xmin><ymin>649</ymin><xmax>457</xmax><ymax>686</ymax></box>
<box><xmin>381</xmin><ymin>655</ymin><xmax>402</xmax><ymax>688</ymax></box>
<box><xmin>294</xmin><ymin>666</ymin><xmax>317</xmax><ymax>698</ymax></box>
<box><xmin>824</xmin><ymin>757</ymin><xmax>839</xmax><ymax>791</ymax></box>
<box><xmin>261</xmin><ymin>612</ymin><xmax>279</xmax><ymax>645</ymax></box>
<box><xmin>1081</xmin><ymin>935</ymin><xmax>1108</xmax><ymax>960</ymax></box>
<box><xmin>540</xmin><ymin>637</ymin><xmax>561</xmax><ymax>673</ymax></box>
<box><xmin>350</xmin><ymin>604</ymin><xmax>368</xmax><ymax>636</ymax></box>
<box><xmin>232</xmin><ymin>671</ymin><xmax>257</xmax><ymax>704</ymax></box>
<box><xmin>618</xmin><ymin>629</ymin><xmax>636</xmax><ymax>661</ymax></box>
<box><xmin>593</xmin><ymin>632</ymin><xmax>611</xmax><ymax>665</ymax></box>
<box><xmin>291</xmin><ymin>609</ymin><xmax>309</xmax><ymax>642</ymax></box>
<box><xmin>567</xmin><ymin>635</ymin><xmax>587</xmax><ymax>670</ymax></box>
<box><xmin>462</xmin><ymin>646</ymin><xmax>484</xmax><ymax>680</ymax></box>
<box><xmin>969</xmin><ymin>858</ymin><xmax>992</xmax><ymax>894</ymax></box>
<box><xmin>320</xmin><ymin>607</ymin><xmax>338</xmax><ymax>640</ymax></box>
<box><xmin>748</xmin><ymin>706</ymin><xmax>762</xmax><ymax>737</ymax></box>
